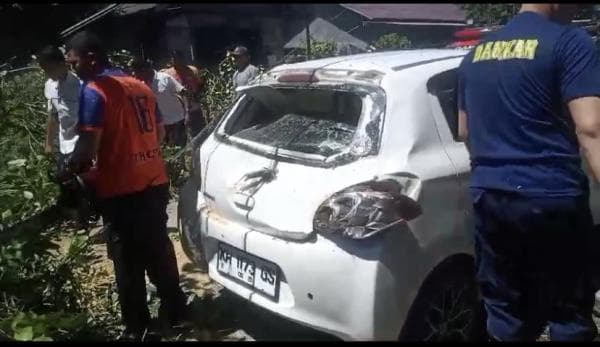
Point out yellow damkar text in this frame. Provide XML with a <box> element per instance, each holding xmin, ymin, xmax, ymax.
<box><xmin>472</xmin><ymin>39</ymin><xmax>539</xmax><ymax>62</ymax></box>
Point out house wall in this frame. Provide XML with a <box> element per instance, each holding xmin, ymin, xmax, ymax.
<box><xmin>163</xmin><ymin>14</ymin><xmax>194</xmax><ymax>64</ymax></box>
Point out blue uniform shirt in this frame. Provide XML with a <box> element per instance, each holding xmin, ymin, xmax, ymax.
<box><xmin>459</xmin><ymin>11</ymin><xmax>600</xmax><ymax>197</ymax></box>
<box><xmin>79</xmin><ymin>68</ymin><xmax>163</xmax><ymax>130</ymax></box>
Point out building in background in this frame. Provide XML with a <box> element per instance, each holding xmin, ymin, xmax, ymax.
<box><xmin>59</xmin><ymin>3</ymin><xmax>468</xmax><ymax>68</ymax></box>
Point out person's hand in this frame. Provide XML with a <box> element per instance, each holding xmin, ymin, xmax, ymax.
<box><xmin>44</xmin><ymin>143</ymin><xmax>53</xmax><ymax>154</ymax></box>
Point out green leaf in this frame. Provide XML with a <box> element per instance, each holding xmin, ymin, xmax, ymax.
<box><xmin>2</xmin><ymin>210</ymin><xmax>12</xmax><ymax>220</ymax></box>
<box><xmin>9</xmin><ymin>316</ymin><xmax>21</xmax><ymax>333</ymax></box>
<box><xmin>14</xmin><ymin>326</ymin><xmax>34</xmax><ymax>341</ymax></box>
<box><xmin>7</xmin><ymin>159</ymin><xmax>26</xmax><ymax>167</ymax></box>
<box><xmin>33</xmin><ymin>336</ymin><xmax>53</xmax><ymax>341</ymax></box>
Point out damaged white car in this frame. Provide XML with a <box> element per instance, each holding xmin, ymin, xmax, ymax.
<box><xmin>178</xmin><ymin>49</ymin><xmax>488</xmax><ymax>341</ymax></box>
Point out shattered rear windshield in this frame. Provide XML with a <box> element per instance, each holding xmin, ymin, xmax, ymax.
<box><xmin>223</xmin><ymin>87</ymin><xmax>364</xmax><ymax>157</ymax></box>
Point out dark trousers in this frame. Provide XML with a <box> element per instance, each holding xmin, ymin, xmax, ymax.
<box><xmin>472</xmin><ymin>189</ymin><xmax>597</xmax><ymax>341</ymax></box>
<box><xmin>165</xmin><ymin>120</ymin><xmax>187</xmax><ymax>148</ymax></box>
<box><xmin>56</xmin><ymin>152</ymin><xmax>76</xmax><ymax>208</ymax></box>
<box><xmin>187</xmin><ymin>108</ymin><xmax>206</xmax><ymax>140</ymax></box>
<box><xmin>102</xmin><ymin>184</ymin><xmax>186</xmax><ymax>333</ymax></box>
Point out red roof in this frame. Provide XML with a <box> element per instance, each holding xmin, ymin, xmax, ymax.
<box><xmin>340</xmin><ymin>4</ymin><xmax>466</xmax><ymax>24</ymax></box>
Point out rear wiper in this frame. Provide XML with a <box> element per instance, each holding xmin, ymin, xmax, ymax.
<box><xmin>330</xmin><ymin>126</ymin><xmax>353</xmax><ymax>133</ymax></box>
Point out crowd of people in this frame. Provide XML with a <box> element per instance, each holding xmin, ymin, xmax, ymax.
<box><xmin>38</xmin><ymin>30</ymin><xmax>259</xmax><ymax>340</ymax></box>
<box><xmin>33</xmin><ymin>2</ymin><xmax>600</xmax><ymax>342</ymax></box>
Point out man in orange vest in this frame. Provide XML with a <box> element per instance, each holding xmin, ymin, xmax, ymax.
<box><xmin>65</xmin><ymin>31</ymin><xmax>187</xmax><ymax>341</ymax></box>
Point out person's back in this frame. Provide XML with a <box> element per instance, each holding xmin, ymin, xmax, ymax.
<box><xmin>461</xmin><ymin>11</ymin><xmax>597</xmax><ymax>197</ymax></box>
<box><xmin>81</xmin><ymin>68</ymin><xmax>168</xmax><ymax>198</ymax></box>
<box><xmin>161</xmin><ymin>52</ymin><xmax>206</xmax><ymax>138</ymax></box>
<box><xmin>161</xmin><ymin>65</ymin><xmax>202</xmax><ymax>94</ymax></box>
<box><xmin>459</xmin><ymin>5</ymin><xmax>600</xmax><ymax>342</ymax></box>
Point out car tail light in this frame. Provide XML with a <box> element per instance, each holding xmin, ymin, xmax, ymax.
<box><xmin>313</xmin><ymin>178</ymin><xmax>422</xmax><ymax>240</ymax></box>
<box><xmin>271</xmin><ymin>68</ymin><xmax>384</xmax><ymax>85</ymax></box>
<box><xmin>276</xmin><ymin>69</ymin><xmax>319</xmax><ymax>83</ymax></box>
<box><xmin>314</xmin><ymin>69</ymin><xmax>384</xmax><ymax>85</ymax></box>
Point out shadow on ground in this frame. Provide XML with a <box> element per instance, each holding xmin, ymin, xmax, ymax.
<box><xmin>174</xmin><ymin>261</ymin><xmax>339</xmax><ymax>341</ymax></box>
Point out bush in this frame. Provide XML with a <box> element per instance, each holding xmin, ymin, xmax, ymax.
<box><xmin>200</xmin><ymin>52</ymin><xmax>236</xmax><ymax>123</ymax></box>
<box><xmin>0</xmin><ymin>63</ymin><xmax>121</xmax><ymax>341</ymax></box>
<box><xmin>0</xmin><ymin>69</ymin><xmax>58</xmax><ymax>231</ymax></box>
<box><xmin>373</xmin><ymin>33</ymin><xmax>412</xmax><ymax>51</ymax></box>
<box><xmin>0</xmin><ymin>234</ymin><xmax>121</xmax><ymax>341</ymax></box>
<box><xmin>297</xmin><ymin>38</ymin><xmax>337</xmax><ymax>60</ymax></box>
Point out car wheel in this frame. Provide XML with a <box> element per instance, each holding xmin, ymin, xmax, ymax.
<box><xmin>399</xmin><ymin>257</ymin><xmax>487</xmax><ymax>342</ymax></box>
<box><xmin>178</xmin><ymin>178</ymin><xmax>208</xmax><ymax>273</ymax></box>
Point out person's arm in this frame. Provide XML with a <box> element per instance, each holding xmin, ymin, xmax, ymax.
<box><xmin>45</xmin><ymin>99</ymin><xmax>58</xmax><ymax>154</ymax></box>
<box><xmin>558</xmin><ymin>28</ymin><xmax>600</xmax><ymax>182</ymax></box>
<box><xmin>69</xmin><ymin>86</ymin><xmax>105</xmax><ymax>174</ymax></box>
<box><xmin>458</xmin><ymin>110</ymin><xmax>468</xmax><ymax>142</ymax></box>
<box><xmin>167</xmin><ymin>74</ymin><xmax>188</xmax><ymax>123</ymax></box>
<box><xmin>569</xmin><ymin>98</ymin><xmax>600</xmax><ymax>181</ymax></box>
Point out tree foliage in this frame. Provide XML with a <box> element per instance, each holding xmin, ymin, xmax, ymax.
<box><xmin>201</xmin><ymin>52</ymin><xmax>237</xmax><ymax>120</ymax></box>
<box><xmin>462</xmin><ymin>4</ymin><xmax>598</xmax><ymax>26</ymax></box>
<box><xmin>294</xmin><ymin>37</ymin><xmax>338</xmax><ymax>60</ymax></box>
<box><xmin>373</xmin><ymin>33</ymin><xmax>412</xmax><ymax>51</ymax></box>
<box><xmin>0</xmin><ymin>70</ymin><xmax>57</xmax><ymax>230</ymax></box>
<box><xmin>308</xmin><ymin>40</ymin><xmax>338</xmax><ymax>60</ymax></box>
<box><xmin>461</xmin><ymin>4</ymin><xmax>519</xmax><ymax>26</ymax></box>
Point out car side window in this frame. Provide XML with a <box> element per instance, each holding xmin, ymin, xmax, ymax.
<box><xmin>426</xmin><ymin>69</ymin><xmax>460</xmax><ymax>141</ymax></box>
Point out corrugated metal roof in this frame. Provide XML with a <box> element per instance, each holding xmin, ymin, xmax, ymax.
<box><xmin>59</xmin><ymin>4</ymin><xmax>120</xmax><ymax>39</ymax></box>
<box><xmin>341</xmin><ymin>4</ymin><xmax>466</xmax><ymax>24</ymax></box>
<box><xmin>284</xmin><ymin>17</ymin><xmax>369</xmax><ymax>51</ymax></box>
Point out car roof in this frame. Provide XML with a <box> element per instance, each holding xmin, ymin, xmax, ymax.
<box><xmin>272</xmin><ymin>49</ymin><xmax>467</xmax><ymax>74</ymax></box>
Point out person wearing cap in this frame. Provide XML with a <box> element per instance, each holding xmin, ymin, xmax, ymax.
<box><xmin>231</xmin><ymin>45</ymin><xmax>259</xmax><ymax>93</ymax></box>
<box><xmin>458</xmin><ymin>3</ymin><xmax>600</xmax><ymax>341</ymax></box>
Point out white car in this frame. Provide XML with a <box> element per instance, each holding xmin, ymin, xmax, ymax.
<box><xmin>178</xmin><ymin>49</ymin><xmax>487</xmax><ymax>341</ymax></box>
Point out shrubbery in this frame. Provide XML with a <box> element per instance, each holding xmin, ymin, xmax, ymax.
<box><xmin>0</xmin><ymin>67</ymin><xmax>120</xmax><ymax>341</ymax></box>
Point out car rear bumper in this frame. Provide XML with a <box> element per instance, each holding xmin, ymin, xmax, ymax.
<box><xmin>182</xmin><ymin>193</ymin><xmax>415</xmax><ymax>341</ymax></box>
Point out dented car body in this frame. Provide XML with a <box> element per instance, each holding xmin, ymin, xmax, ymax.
<box><xmin>179</xmin><ymin>50</ymin><xmax>484</xmax><ymax>340</ymax></box>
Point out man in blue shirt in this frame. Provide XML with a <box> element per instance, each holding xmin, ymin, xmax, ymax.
<box><xmin>459</xmin><ymin>4</ymin><xmax>600</xmax><ymax>341</ymax></box>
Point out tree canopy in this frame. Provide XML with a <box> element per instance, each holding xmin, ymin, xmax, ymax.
<box><xmin>462</xmin><ymin>4</ymin><xmax>597</xmax><ymax>26</ymax></box>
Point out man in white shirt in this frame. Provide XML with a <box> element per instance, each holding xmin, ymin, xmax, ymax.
<box><xmin>132</xmin><ymin>58</ymin><xmax>187</xmax><ymax>147</ymax></box>
<box><xmin>39</xmin><ymin>45</ymin><xmax>82</xmax><ymax>207</ymax></box>
<box><xmin>231</xmin><ymin>46</ymin><xmax>259</xmax><ymax>96</ymax></box>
